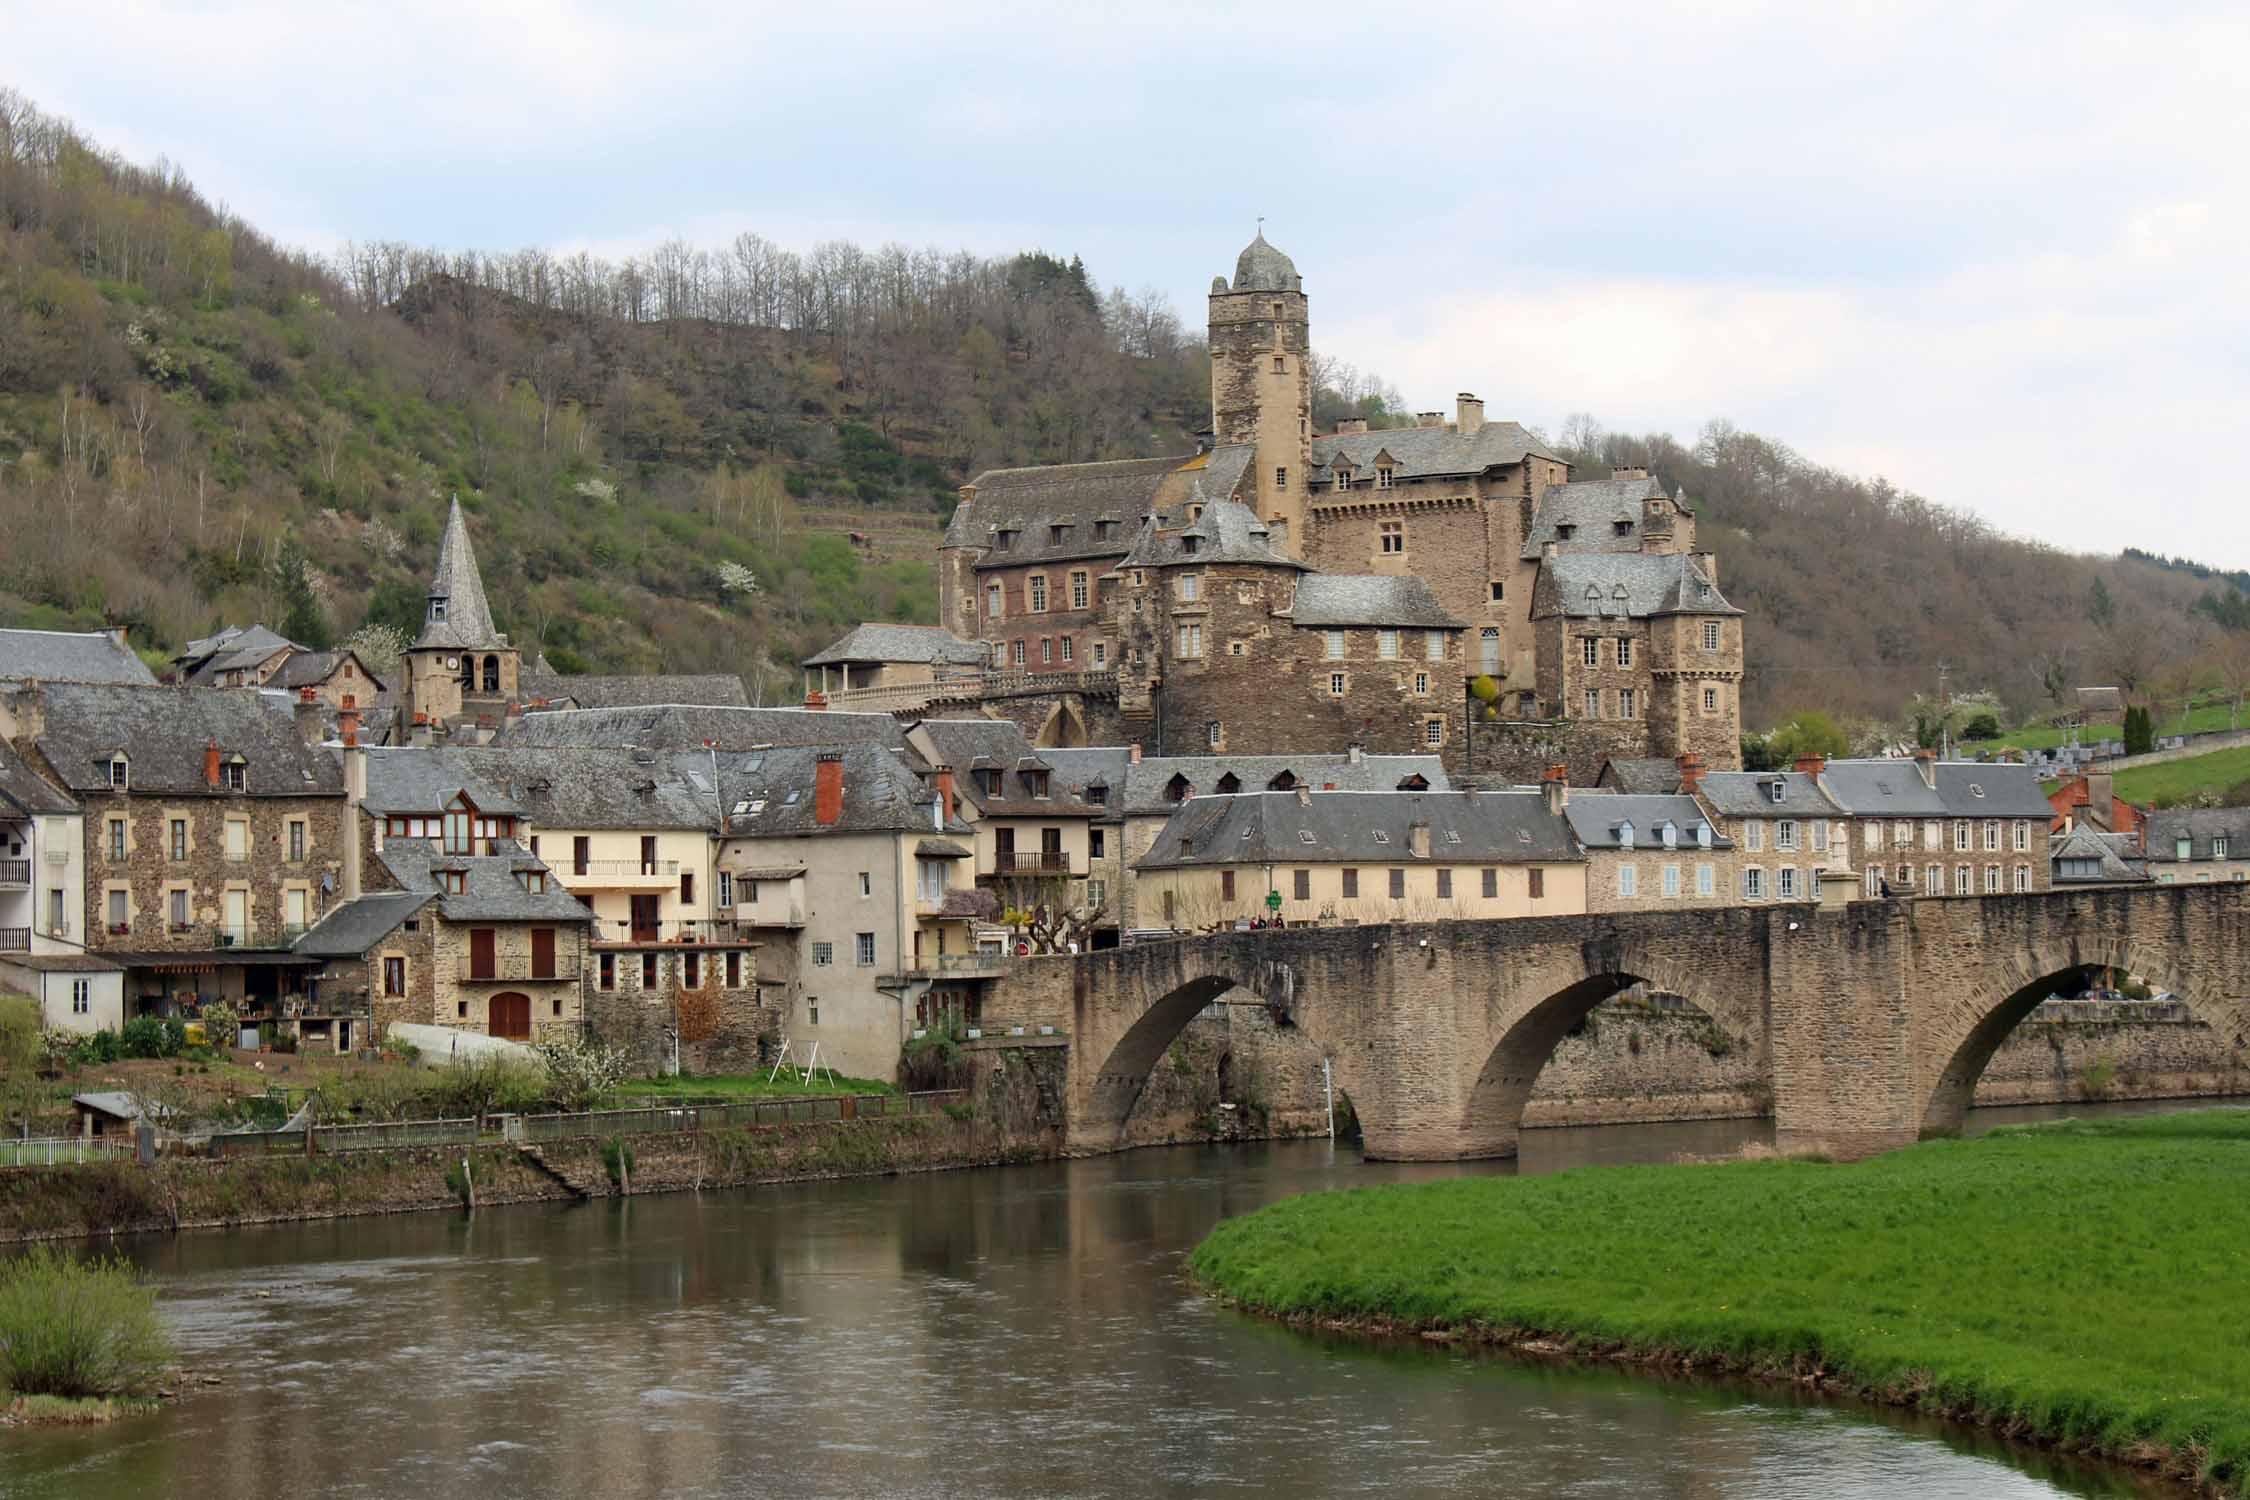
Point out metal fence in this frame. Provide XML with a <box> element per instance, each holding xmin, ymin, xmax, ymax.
<box><xmin>205</xmin><ymin>1117</ymin><xmax>484</xmax><ymax>1156</ymax></box>
<box><xmin>0</xmin><ymin>1135</ymin><xmax>137</xmax><ymax>1168</ymax></box>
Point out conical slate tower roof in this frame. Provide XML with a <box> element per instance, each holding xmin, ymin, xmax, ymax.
<box><xmin>415</xmin><ymin>497</ymin><xmax>507</xmax><ymax>650</ymax></box>
<box><xmin>1231</xmin><ymin>232</ymin><xmax>1301</xmax><ymax>293</ymax></box>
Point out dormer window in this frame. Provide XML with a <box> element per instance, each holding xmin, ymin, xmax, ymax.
<box><xmin>430</xmin><ymin>598</ymin><xmax>448</xmax><ymax>623</ymax></box>
<box><xmin>1181</xmin><ymin>535</ymin><xmax>1201</xmax><ymax>556</ymax></box>
<box><xmin>1616</xmin><ymin>821</ymin><xmax>1635</xmax><ymax>851</ymax></box>
<box><xmin>1375</xmin><ymin>466</ymin><xmax>1396</xmax><ymax>490</ymax></box>
<box><xmin>1613</xmin><ymin>520</ymin><xmax>1633</xmax><ymax>536</ymax></box>
<box><xmin>1661</xmin><ymin>822</ymin><xmax>1678</xmax><ymax>849</ymax></box>
<box><xmin>107</xmin><ymin>755</ymin><xmax>129</xmax><ymax>790</ymax></box>
<box><xmin>1095</xmin><ymin>519</ymin><xmax>1115</xmax><ymax>541</ymax></box>
<box><xmin>1086</xmin><ymin>783</ymin><xmax>1108</xmax><ymax>806</ymax></box>
<box><xmin>517</xmin><ymin>870</ymin><xmax>546</xmax><ymax>894</ymax></box>
<box><xmin>442</xmin><ymin>793</ymin><xmax>476</xmax><ymax>856</ymax></box>
<box><xmin>996</xmin><ymin>530</ymin><xmax>1017</xmax><ymax>551</ymax></box>
<box><xmin>1696</xmin><ymin>823</ymin><xmax>1712</xmax><ymax>849</ymax></box>
<box><xmin>1332</xmin><ymin>465</ymin><xmax>1351</xmax><ymax>490</ymax></box>
<box><xmin>1556</xmin><ymin>524</ymin><xmax>1576</xmax><ymax>540</ymax></box>
<box><xmin>1768</xmin><ymin>781</ymin><xmax>1786</xmax><ymax>804</ymax></box>
<box><xmin>1050</xmin><ymin>524</ymin><xmax>1067</xmax><ymax>545</ymax></box>
<box><xmin>438</xmin><ymin>869</ymin><xmax>467</xmax><ymax>895</ymax></box>
<box><xmin>1023</xmin><ymin>770</ymin><xmax>1050</xmax><ymax>799</ymax></box>
<box><xmin>223</xmin><ymin>757</ymin><xmax>247</xmax><ymax>793</ymax></box>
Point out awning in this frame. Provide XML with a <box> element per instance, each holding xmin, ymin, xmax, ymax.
<box><xmin>916</xmin><ymin>839</ymin><xmax>974</xmax><ymax>859</ymax></box>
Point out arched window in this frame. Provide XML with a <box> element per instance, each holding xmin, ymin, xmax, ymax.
<box><xmin>482</xmin><ymin>655</ymin><xmax>501</xmax><ymax>692</ymax></box>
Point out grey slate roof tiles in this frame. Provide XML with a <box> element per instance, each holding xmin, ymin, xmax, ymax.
<box><xmin>1288</xmin><ymin>574</ymin><xmax>1463</xmax><ymax>629</ymax></box>
<box><xmin>36</xmin><ymin>684</ymin><xmax>344</xmax><ymax>796</ymax></box>
<box><xmin>0</xmin><ymin>737</ymin><xmax>76</xmax><ymax>815</ymax></box>
<box><xmin>1118</xmin><ymin>498</ymin><xmax>1307</xmax><ymax>571</ymax></box>
<box><xmin>1816</xmin><ymin>759</ymin><xmax>2054</xmax><ymax>819</ymax></box>
<box><xmin>492</xmin><ymin>704</ymin><xmax>910</xmax><ymax>752</ymax></box>
<box><xmin>1537</xmin><ymin>553</ymin><xmax>1741</xmax><ymax>620</ymax></box>
<box><xmin>947</xmin><ymin>454</ymin><xmax>1194</xmax><ymax>554</ymax></box>
<box><xmin>1564</xmin><ymin>794</ymin><xmax>1728</xmax><ymax>850</ymax></box>
<box><xmin>518</xmin><ymin>672</ymin><xmax>750</xmax><ymax>710</ymax></box>
<box><xmin>2049</xmin><ymin>826</ymin><xmax>2148</xmax><ymax>884</ymax></box>
<box><xmin>1039</xmin><ymin>750</ymin><xmax>1451</xmax><ymax>816</ymax></box>
<box><xmin>0</xmin><ymin>628</ymin><xmax>159</xmax><ymax>687</ymax></box>
<box><xmin>801</xmin><ymin>625</ymin><xmax>989</xmax><ymax>669</ymax></box>
<box><xmin>1135</xmin><ymin>789</ymin><xmax>1579</xmax><ymax>869</ymax></box>
<box><xmin>1521</xmin><ymin>476</ymin><xmax>1675</xmax><ymax>558</ymax></box>
<box><xmin>293</xmin><ymin>891</ymin><xmax>436</xmax><ymax>956</ymax></box>
<box><xmin>414</xmin><ymin>498</ymin><xmax>508</xmax><ymax>651</ymax></box>
<box><xmin>378</xmin><ymin>837</ymin><xmax>592</xmax><ymax>924</ymax></box>
<box><xmin>1694</xmin><ymin>771</ymin><xmax>1846</xmax><ymax>818</ymax></box>
<box><xmin>2143</xmin><ymin>807</ymin><xmax>2250</xmax><ymax>862</ymax></box>
<box><xmin>1310</xmin><ymin>420</ymin><xmax>1558</xmax><ymax>484</ymax></box>
<box><xmin>718</xmin><ymin>745</ymin><xmax>963</xmax><ymax>838</ymax></box>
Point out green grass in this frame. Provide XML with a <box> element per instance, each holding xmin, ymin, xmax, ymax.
<box><xmin>607</xmin><ymin>1070</ymin><xmax>899</xmax><ymax>1103</ymax></box>
<box><xmin>1191</xmin><ymin>1111</ymin><xmax>2250</xmax><ymax>1493</ymax></box>
<box><xmin>1965</xmin><ymin>698</ymin><xmax>2243</xmax><ymax>753</ymax></box>
<box><xmin>2107</xmin><ymin>745</ymin><xmax>2250</xmax><ymax>807</ymax></box>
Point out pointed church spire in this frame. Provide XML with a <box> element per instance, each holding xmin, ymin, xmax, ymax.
<box><xmin>415</xmin><ymin>495</ymin><xmax>505</xmax><ymax>649</ymax></box>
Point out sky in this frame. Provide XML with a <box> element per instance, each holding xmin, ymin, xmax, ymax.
<box><xmin>12</xmin><ymin>0</ymin><xmax>2248</xmax><ymax>567</ymax></box>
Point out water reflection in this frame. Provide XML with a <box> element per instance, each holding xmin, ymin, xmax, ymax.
<box><xmin>2</xmin><ymin>1102</ymin><xmax>2213</xmax><ymax>1499</ymax></box>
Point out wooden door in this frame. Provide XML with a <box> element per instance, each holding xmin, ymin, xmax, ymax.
<box><xmin>469</xmin><ymin>928</ymin><xmax>496</xmax><ymax>981</ymax></box>
<box><xmin>994</xmin><ymin>826</ymin><xmax>1015</xmax><ymax>873</ymax></box>
<box><xmin>489</xmin><ymin>992</ymin><xmax>531</xmax><ymax>1040</ymax></box>
<box><xmin>530</xmin><ymin>928</ymin><xmax>556</xmax><ymax>980</ymax></box>
<box><xmin>630</xmin><ymin>895</ymin><xmax>660</xmax><ymax>943</ymax></box>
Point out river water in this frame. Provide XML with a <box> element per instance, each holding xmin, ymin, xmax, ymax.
<box><xmin>4</xmin><ymin>1101</ymin><xmax>2212</xmax><ymax>1500</ymax></box>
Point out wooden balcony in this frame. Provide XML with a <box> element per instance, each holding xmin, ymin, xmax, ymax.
<box><xmin>562</xmin><ymin>859</ymin><xmax>680</xmax><ymax>888</ymax></box>
<box><xmin>456</xmin><ymin>954</ymin><xmax>584</xmax><ymax>983</ymax></box>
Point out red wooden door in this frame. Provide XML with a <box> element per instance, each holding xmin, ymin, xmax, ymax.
<box><xmin>530</xmin><ymin>927</ymin><xmax>556</xmax><ymax>980</ymax></box>
<box><xmin>469</xmin><ymin>928</ymin><xmax>496</xmax><ymax>981</ymax></box>
<box><xmin>489</xmin><ymin>992</ymin><xmax>531</xmax><ymax>1040</ymax></box>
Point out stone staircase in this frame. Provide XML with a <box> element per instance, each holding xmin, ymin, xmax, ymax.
<box><xmin>516</xmin><ymin>1144</ymin><xmax>613</xmax><ymax>1199</ymax></box>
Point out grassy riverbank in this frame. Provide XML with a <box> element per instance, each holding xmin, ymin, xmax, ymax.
<box><xmin>1191</xmin><ymin>1112</ymin><xmax>2250</xmax><ymax>1494</ymax></box>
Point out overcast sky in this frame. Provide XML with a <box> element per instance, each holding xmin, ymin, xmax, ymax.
<box><xmin>14</xmin><ymin>1</ymin><xmax>2247</xmax><ymax>568</ymax></box>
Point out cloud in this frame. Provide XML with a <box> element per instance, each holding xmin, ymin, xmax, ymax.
<box><xmin>10</xmin><ymin>0</ymin><xmax>2249</xmax><ymax>565</ymax></box>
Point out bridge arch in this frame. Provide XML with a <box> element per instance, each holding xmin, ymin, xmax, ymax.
<box><xmin>1916</xmin><ymin>936</ymin><xmax>2204</xmax><ymax>1137</ymax></box>
<box><xmin>1459</xmin><ymin>938</ymin><xmax>1766</xmax><ymax>1159</ymax></box>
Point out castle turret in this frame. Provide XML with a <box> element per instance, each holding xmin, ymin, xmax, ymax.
<box><xmin>401</xmin><ymin>496</ymin><xmax>518</xmax><ymax>739</ymax></box>
<box><xmin>1208</xmin><ymin>232</ymin><xmax>1311</xmax><ymax>555</ymax></box>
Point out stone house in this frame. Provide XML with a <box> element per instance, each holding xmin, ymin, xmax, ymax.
<box><xmin>2141</xmin><ymin>808</ymin><xmax>2250</xmax><ymax>886</ymax></box>
<box><xmin>801</xmin><ymin>623</ymin><xmax>990</xmax><ymax>709</ymax></box>
<box><xmin>716</xmin><ymin>745</ymin><xmax>986</xmax><ymax>1079</ymax></box>
<box><xmin>903</xmin><ymin>718</ymin><xmax>1101</xmax><ymax>916</ymax></box>
<box><xmin>1562</xmin><ymin>792</ymin><xmax>1739</xmax><ymax>911</ymax></box>
<box><xmin>1132</xmin><ymin>786</ymin><xmax>1585</xmax><ymax>929</ymax></box>
<box><xmin>1815</xmin><ymin>753</ymin><xmax>2054</xmax><ymax>898</ymax></box>
<box><xmin>1683</xmin><ymin>761</ymin><xmax>1853</xmax><ymax>905</ymax></box>
<box><xmin>2048</xmin><ymin>826</ymin><xmax>2149</xmax><ymax>888</ymax></box>
<box><xmin>172</xmin><ymin>624</ymin><xmax>298</xmax><ymax>688</ymax></box>
<box><xmin>14</xmin><ymin>683</ymin><xmax>348</xmax><ymax>1017</ymax></box>
<box><xmin>399</xmin><ymin>498</ymin><xmax>520</xmax><ymax>741</ymax></box>
<box><xmin>309</xmin><ymin>835</ymin><xmax>593</xmax><ymax>1045</ymax></box>
<box><xmin>1041</xmin><ymin>745</ymin><xmax>1450</xmax><ymax>935</ymax></box>
<box><xmin>924</xmin><ymin>232</ymin><xmax>1749</xmax><ymax>779</ymax></box>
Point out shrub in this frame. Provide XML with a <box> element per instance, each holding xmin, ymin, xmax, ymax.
<box><xmin>899</xmin><ymin>1023</ymin><xmax>970</xmax><ymax>1092</ymax></box>
<box><xmin>119</xmin><ymin>1015</ymin><xmax>185</xmax><ymax>1060</ymax></box>
<box><xmin>600</xmin><ymin>1135</ymin><xmax>635</xmax><ymax>1186</ymax></box>
<box><xmin>0</xmin><ymin>993</ymin><xmax>40</xmax><ymax>1075</ymax></box>
<box><xmin>0</xmin><ymin>1246</ymin><xmax>175</xmax><ymax>1398</ymax></box>
<box><xmin>68</xmin><ymin>1030</ymin><xmax>123</xmax><ymax>1066</ymax></box>
<box><xmin>531</xmin><ymin>1038</ymin><xmax>631</xmax><ymax>1111</ymax></box>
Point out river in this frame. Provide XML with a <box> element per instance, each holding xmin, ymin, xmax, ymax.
<box><xmin>4</xmin><ymin>1100</ymin><xmax>2216</xmax><ymax>1499</ymax></box>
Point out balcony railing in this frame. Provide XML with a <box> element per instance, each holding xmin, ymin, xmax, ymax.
<box><xmin>0</xmin><ymin>859</ymin><xmax>29</xmax><ymax>887</ymax></box>
<box><xmin>728</xmin><ymin>901</ymin><xmax>806</xmax><ymax>928</ymax></box>
<box><xmin>457</xmin><ymin>954</ymin><xmax>584</xmax><ymax>983</ymax></box>
<box><xmin>564</xmin><ymin>859</ymin><xmax>680</xmax><ymax>884</ymax></box>
<box><xmin>590</xmin><ymin>918</ymin><xmax>754</xmax><ymax>947</ymax></box>
<box><xmin>905</xmin><ymin>950</ymin><xmax>1010</xmax><ymax>979</ymax></box>
<box><xmin>998</xmin><ymin>851</ymin><xmax>1074</xmax><ymax>875</ymax></box>
<box><xmin>0</xmin><ymin>927</ymin><xmax>27</xmax><ymax>953</ymax></box>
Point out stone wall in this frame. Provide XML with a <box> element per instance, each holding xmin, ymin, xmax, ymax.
<box><xmin>584</xmin><ymin>949</ymin><xmax>773</xmax><ymax>1073</ymax></box>
<box><xmin>82</xmin><ymin>791</ymin><xmax>350</xmax><ymax>950</ymax></box>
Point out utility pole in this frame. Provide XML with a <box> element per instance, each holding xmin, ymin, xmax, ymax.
<box><xmin>1936</xmin><ymin>662</ymin><xmax>1952</xmax><ymax>759</ymax></box>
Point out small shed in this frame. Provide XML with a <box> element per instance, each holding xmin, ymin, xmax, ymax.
<box><xmin>70</xmin><ymin>1091</ymin><xmax>148</xmax><ymax>1139</ymax></box>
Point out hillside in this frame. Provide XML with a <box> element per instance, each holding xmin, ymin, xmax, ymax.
<box><xmin>0</xmin><ymin>86</ymin><xmax>2241</xmax><ymax>729</ymax></box>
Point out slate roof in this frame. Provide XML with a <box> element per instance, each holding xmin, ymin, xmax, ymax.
<box><xmin>1816</xmin><ymin>759</ymin><xmax>2055</xmax><ymax>819</ymax></box>
<box><xmin>1694</xmin><ymin>771</ymin><xmax>1846</xmax><ymax>819</ymax></box>
<box><xmin>270</xmin><ymin>649</ymin><xmax>387</xmax><ymax>693</ymax></box>
<box><xmin>459</xmin><ymin>747</ymin><xmax>733</xmax><ymax>830</ymax></box>
<box><xmin>378</xmin><ymin>838</ymin><xmax>592</xmax><ymax>924</ymax></box>
<box><xmin>905</xmin><ymin>719</ymin><xmax>1092</xmax><ymax>815</ymax></box>
<box><xmin>1536</xmin><ymin>553</ymin><xmax>1742</xmax><ymax>620</ymax></box>
<box><xmin>518</xmin><ymin>671</ymin><xmax>749</xmax><ymax>710</ymax></box>
<box><xmin>1118</xmin><ymin>497</ymin><xmax>1307</xmax><ymax>571</ymax></box>
<box><xmin>947</xmin><ymin>454</ymin><xmax>1196</xmax><ymax>556</ymax></box>
<box><xmin>718</xmin><ymin>745</ymin><xmax>963</xmax><ymax>838</ymax></box>
<box><xmin>36</xmin><ymin>684</ymin><xmax>344</xmax><ymax>796</ymax></box>
<box><xmin>414</xmin><ymin>498</ymin><xmax>508</xmax><ymax>651</ymax></box>
<box><xmin>2049</xmin><ymin>826</ymin><xmax>2149</xmax><ymax>884</ymax></box>
<box><xmin>179</xmin><ymin>625</ymin><xmax>298</xmax><ymax>685</ymax></box>
<box><xmin>491</xmin><ymin>703</ymin><xmax>910</xmax><ymax>752</ymax></box>
<box><xmin>0</xmin><ymin>952</ymin><xmax>119</xmax><ymax>972</ymax></box>
<box><xmin>1598</xmin><ymin>757</ymin><xmax>1684</xmax><ymax>795</ymax></box>
<box><xmin>1288</xmin><ymin>574</ymin><xmax>1463</xmax><ymax>629</ymax></box>
<box><xmin>0</xmin><ymin>628</ymin><xmax>158</xmax><ymax>687</ymax></box>
<box><xmin>293</xmin><ymin>891</ymin><xmax>436</xmax><ymax>957</ymax></box>
<box><xmin>356</xmin><ymin>747</ymin><xmax>524</xmax><ymax>818</ymax></box>
<box><xmin>1040</xmin><ymin>749</ymin><xmax>1451</xmax><ymax>817</ymax></box>
<box><xmin>802</xmin><ymin>624</ymin><xmax>989</xmax><ymax>669</ymax></box>
<box><xmin>1137</xmin><ymin>789</ymin><xmax>1581</xmax><ymax>869</ymax></box>
<box><xmin>1310</xmin><ymin>421</ymin><xmax>1558</xmax><ymax>484</ymax></box>
<box><xmin>1227</xmin><ymin>232</ymin><xmax>1302</xmax><ymax>293</ymax></box>
<box><xmin>1564</xmin><ymin>794</ymin><xmax>1728</xmax><ymax>850</ymax></box>
<box><xmin>2143</xmin><ymin>807</ymin><xmax>2250</xmax><ymax>863</ymax></box>
<box><xmin>1522</xmin><ymin>476</ymin><xmax>1688</xmax><ymax>558</ymax></box>
<box><xmin>0</xmin><ymin>737</ymin><xmax>75</xmax><ymax>815</ymax></box>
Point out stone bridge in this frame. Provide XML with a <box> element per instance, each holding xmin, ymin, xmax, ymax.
<box><xmin>984</xmin><ymin>885</ymin><xmax>2250</xmax><ymax>1160</ymax></box>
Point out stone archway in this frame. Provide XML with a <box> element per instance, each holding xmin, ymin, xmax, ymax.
<box><xmin>1915</xmin><ymin>939</ymin><xmax>2201</xmax><ymax>1137</ymax></box>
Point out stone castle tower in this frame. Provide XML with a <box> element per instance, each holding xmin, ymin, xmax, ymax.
<box><xmin>1208</xmin><ymin>233</ymin><xmax>1311</xmax><ymax>553</ymax></box>
<box><xmin>401</xmin><ymin>496</ymin><xmax>519</xmax><ymax>737</ymax></box>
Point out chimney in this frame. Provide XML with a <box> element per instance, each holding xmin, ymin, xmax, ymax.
<box><xmin>1347</xmin><ymin>742</ymin><xmax>1364</xmax><ymax>765</ymax></box>
<box><xmin>342</xmin><ymin>736</ymin><xmax>366</xmax><ymax>899</ymax></box>
<box><xmin>1455</xmin><ymin>393</ymin><xmax>1484</xmax><ymax>436</ymax></box>
<box><xmin>1793</xmin><ymin>753</ymin><xmax>1826</xmax><ymax>777</ymax></box>
<box><xmin>1542</xmin><ymin>764</ymin><xmax>1568</xmax><ymax>816</ymax></box>
<box><xmin>1334</xmin><ymin>417</ymin><xmax>1369</xmax><ymax>436</ymax></box>
<box><xmin>1296</xmin><ymin>786</ymin><xmax>1312</xmax><ymax>807</ymax></box>
<box><xmin>1416</xmin><ymin>411</ymin><xmax>1443</xmax><ymax>428</ymax></box>
<box><xmin>956</xmin><ymin>482</ymin><xmax>976</xmax><ymax>514</ymax></box>
<box><xmin>1912</xmin><ymin>747</ymin><xmax>1938</xmax><ymax>789</ymax></box>
<box><xmin>1610</xmin><ymin>467</ymin><xmax>1649</xmax><ymax>481</ymax></box>
<box><xmin>1128</xmin><ymin>743</ymin><xmax>1143</xmax><ymax>765</ymax></box>
<box><xmin>1408</xmin><ymin>821</ymin><xmax>1431</xmax><ymax>858</ymax></box>
<box><xmin>814</xmin><ymin>751</ymin><xmax>844</xmax><ymax>826</ymax></box>
<box><xmin>106</xmin><ymin>625</ymin><xmax>129</xmax><ymax>652</ymax></box>
<box><xmin>2087</xmin><ymin>772</ymin><xmax>2115</xmax><ymax>831</ymax></box>
<box><xmin>1676</xmin><ymin>753</ymin><xmax>1705</xmax><ymax>793</ymax></box>
<box><xmin>204</xmin><ymin>739</ymin><xmax>221</xmax><ymax>788</ymax></box>
<box><xmin>1696</xmin><ymin>550</ymin><xmax>1719</xmax><ymax>588</ymax></box>
<box><xmin>803</xmin><ymin>689</ymin><xmax>829</xmax><ymax>711</ymax></box>
<box><xmin>338</xmin><ymin>707</ymin><xmax>361</xmax><ymax>750</ymax></box>
<box><xmin>294</xmin><ymin>687</ymin><xmax>324</xmax><ymax>745</ymax></box>
<box><xmin>933</xmin><ymin>764</ymin><xmax>956</xmax><ymax>823</ymax></box>
<box><xmin>1542</xmin><ymin>540</ymin><xmax>1559</xmax><ymax>563</ymax></box>
<box><xmin>409</xmin><ymin>713</ymin><xmax>433</xmax><ymax>749</ymax></box>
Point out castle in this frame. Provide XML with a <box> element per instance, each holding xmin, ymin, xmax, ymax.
<box><xmin>894</xmin><ymin>233</ymin><xmax>1745</xmax><ymax>777</ymax></box>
